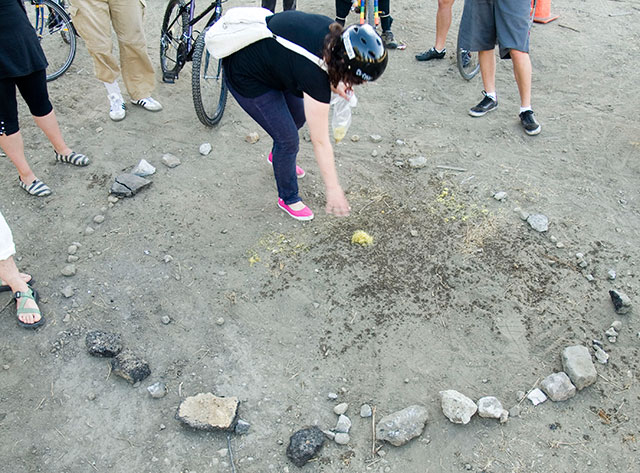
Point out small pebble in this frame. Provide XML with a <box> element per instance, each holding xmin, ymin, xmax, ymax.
<box><xmin>61</xmin><ymin>265</ymin><xmax>76</xmax><ymax>277</ymax></box>
<box><xmin>410</xmin><ymin>229</ymin><xmax>419</xmax><ymax>237</ymax></box>
<box><xmin>161</xmin><ymin>316</ymin><xmax>171</xmax><ymax>325</ymax></box>
<box><xmin>159</xmin><ymin>424</ymin><xmax>166</xmax><ymax>430</ymax></box>
<box><xmin>350</xmin><ymin>135</ymin><xmax>360</xmax><ymax>142</ymax></box>
<box><xmin>93</xmin><ymin>215</ymin><xmax>105</xmax><ymax>224</ymax></box>
<box><xmin>611</xmin><ymin>320</ymin><xmax>622</xmax><ymax>331</ymax></box>
<box><xmin>608</xmin><ymin>269</ymin><xmax>617</xmax><ymax>280</ymax></box>
<box><xmin>68</xmin><ymin>245</ymin><xmax>78</xmax><ymax>255</ymax></box>
<box><xmin>96</xmin><ymin>127</ymin><xmax>103</xmax><ymax>133</ymax></box>
<box><xmin>493</xmin><ymin>191</ymin><xmax>507</xmax><ymax>201</ymax></box>
<box><xmin>62</xmin><ymin>285</ymin><xmax>74</xmax><ymax>298</ymax></box>
<box><xmin>585</xmin><ymin>274</ymin><xmax>594</xmax><ymax>282</ymax></box>
<box><xmin>3</xmin><ymin>365</ymin><xmax>9</xmax><ymax>370</ymax></box>
<box><xmin>370</xmin><ymin>134</ymin><xmax>382</xmax><ymax>143</ymax></box>
<box><xmin>371</xmin><ymin>149</ymin><xmax>378</xmax><ymax>157</ymax></box>
<box><xmin>107</xmin><ymin>195</ymin><xmax>119</xmax><ymax>204</ymax></box>
<box><xmin>556</xmin><ymin>242</ymin><xmax>565</xmax><ymax>248</ymax></box>
<box><xmin>245</xmin><ymin>132</ymin><xmax>260</xmax><ymax>144</ymax></box>
<box><xmin>147</xmin><ymin>382</ymin><xmax>167</xmax><ymax>399</ymax></box>
<box><xmin>328</xmin><ymin>392</ymin><xmax>338</xmax><ymax>400</ymax></box>
<box><xmin>67</xmin><ymin>255</ymin><xmax>79</xmax><ymax>263</ymax></box>
<box><xmin>216</xmin><ymin>317</ymin><xmax>225</xmax><ymax>326</ymax></box>
<box><xmin>199</xmin><ymin>142</ymin><xmax>212</xmax><ymax>155</ymax></box>
<box><xmin>163</xmin><ymin>255</ymin><xmax>173</xmax><ymax>263</ymax></box>
<box><xmin>334</xmin><ymin>433</ymin><xmax>350</xmax><ymax>445</ymax></box>
<box><xmin>333</xmin><ymin>402</ymin><xmax>348</xmax><ymax>415</ymax></box>
<box><xmin>360</xmin><ymin>404</ymin><xmax>372</xmax><ymax>418</ymax></box>
<box><xmin>87</xmin><ymin>393</ymin><xmax>96</xmax><ymax>401</ymax></box>
<box><xmin>85</xmin><ymin>226</ymin><xmax>94</xmax><ymax>235</ymax></box>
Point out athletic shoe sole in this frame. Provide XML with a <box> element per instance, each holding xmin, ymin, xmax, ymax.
<box><xmin>468</xmin><ymin>104</ymin><xmax>498</xmax><ymax>117</ymax></box>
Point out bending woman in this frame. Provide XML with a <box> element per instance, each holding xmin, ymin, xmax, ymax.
<box><xmin>223</xmin><ymin>10</ymin><xmax>388</xmax><ymax>221</ymax></box>
<box><xmin>0</xmin><ymin>0</ymin><xmax>88</xmax><ymax>197</ymax></box>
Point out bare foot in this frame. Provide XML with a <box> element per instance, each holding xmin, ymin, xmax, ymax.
<box><xmin>15</xmin><ymin>287</ymin><xmax>42</xmax><ymax>326</ymax></box>
<box><xmin>0</xmin><ymin>273</ymin><xmax>32</xmax><ymax>286</ymax></box>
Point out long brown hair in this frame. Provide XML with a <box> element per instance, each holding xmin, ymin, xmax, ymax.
<box><xmin>323</xmin><ymin>23</ymin><xmax>365</xmax><ymax>88</ymax></box>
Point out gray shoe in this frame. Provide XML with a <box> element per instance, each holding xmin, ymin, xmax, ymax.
<box><xmin>381</xmin><ymin>30</ymin><xmax>398</xmax><ymax>49</ymax></box>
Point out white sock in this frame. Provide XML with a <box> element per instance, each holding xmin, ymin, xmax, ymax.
<box><xmin>520</xmin><ymin>106</ymin><xmax>532</xmax><ymax>114</ymax></box>
<box><xmin>485</xmin><ymin>91</ymin><xmax>497</xmax><ymax>101</ymax></box>
<box><xmin>103</xmin><ymin>81</ymin><xmax>122</xmax><ymax>97</ymax></box>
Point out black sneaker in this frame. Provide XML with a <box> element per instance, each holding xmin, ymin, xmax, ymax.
<box><xmin>519</xmin><ymin>110</ymin><xmax>541</xmax><ymax>135</ymax></box>
<box><xmin>415</xmin><ymin>47</ymin><xmax>445</xmax><ymax>61</ymax></box>
<box><xmin>469</xmin><ymin>92</ymin><xmax>498</xmax><ymax>117</ymax></box>
<box><xmin>381</xmin><ymin>30</ymin><xmax>398</xmax><ymax>49</ymax></box>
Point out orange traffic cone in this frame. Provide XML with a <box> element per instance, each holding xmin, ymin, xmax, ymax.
<box><xmin>533</xmin><ymin>0</ymin><xmax>559</xmax><ymax>23</ymax></box>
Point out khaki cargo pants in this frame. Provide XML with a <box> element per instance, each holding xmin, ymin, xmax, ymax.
<box><xmin>69</xmin><ymin>0</ymin><xmax>155</xmax><ymax>100</ymax></box>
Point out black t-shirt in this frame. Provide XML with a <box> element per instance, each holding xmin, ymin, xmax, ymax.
<box><xmin>0</xmin><ymin>0</ymin><xmax>48</xmax><ymax>79</ymax></box>
<box><xmin>223</xmin><ymin>10</ymin><xmax>332</xmax><ymax>104</ymax></box>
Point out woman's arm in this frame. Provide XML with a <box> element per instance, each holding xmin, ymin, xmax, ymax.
<box><xmin>303</xmin><ymin>92</ymin><xmax>350</xmax><ymax>216</ymax></box>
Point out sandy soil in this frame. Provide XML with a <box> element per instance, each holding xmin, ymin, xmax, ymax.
<box><xmin>1</xmin><ymin>0</ymin><xmax>639</xmax><ymax>472</ymax></box>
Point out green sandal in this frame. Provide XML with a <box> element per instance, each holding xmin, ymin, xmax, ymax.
<box><xmin>14</xmin><ymin>287</ymin><xmax>45</xmax><ymax>329</ymax></box>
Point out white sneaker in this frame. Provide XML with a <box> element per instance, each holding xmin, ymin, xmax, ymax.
<box><xmin>108</xmin><ymin>93</ymin><xmax>126</xmax><ymax>121</ymax></box>
<box><xmin>131</xmin><ymin>97</ymin><xmax>163</xmax><ymax>112</ymax></box>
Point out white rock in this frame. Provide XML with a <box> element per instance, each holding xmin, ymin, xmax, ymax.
<box><xmin>611</xmin><ymin>320</ymin><xmax>622</xmax><ymax>331</ymax></box>
<box><xmin>360</xmin><ymin>404</ymin><xmax>372</xmax><ymax>418</ymax></box>
<box><xmin>605</xmin><ymin>327</ymin><xmax>618</xmax><ymax>338</ymax></box>
<box><xmin>477</xmin><ymin>396</ymin><xmax>506</xmax><ymax>419</ymax></box>
<box><xmin>527</xmin><ymin>388</ymin><xmax>547</xmax><ymax>406</ymax></box>
<box><xmin>335</xmin><ymin>414</ymin><xmax>351</xmax><ymax>433</ymax></box>
<box><xmin>493</xmin><ymin>191</ymin><xmax>507</xmax><ymax>201</ymax></box>
<box><xmin>334</xmin><ymin>433</ymin><xmax>349</xmax><ymax>445</ymax></box>
<box><xmin>440</xmin><ymin>390</ymin><xmax>477</xmax><ymax>424</ymax></box>
<box><xmin>527</xmin><ymin>214</ymin><xmax>549</xmax><ymax>232</ymax></box>
<box><xmin>199</xmin><ymin>143</ymin><xmax>212</xmax><ymax>155</ymax></box>
<box><xmin>327</xmin><ymin>392</ymin><xmax>338</xmax><ymax>400</ymax></box>
<box><xmin>594</xmin><ymin>345</ymin><xmax>609</xmax><ymax>364</ymax></box>
<box><xmin>370</xmin><ymin>134</ymin><xmax>383</xmax><ymax>143</ymax></box>
<box><xmin>132</xmin><ymin>159</ymin><xmax>156</xmax><ymax>176</ymax></box>
<box><xmin>408</xmin><ymin>156</ymin><xmax>428</xmax><ymax>169</ymax></box>
<box><xmin>333</xmin><ymin>403</ymin><xmax>348</xmax><ymax>415</ymax></box>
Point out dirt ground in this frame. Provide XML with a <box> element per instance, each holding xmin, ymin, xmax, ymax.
<box><xmin>1</xmin><ymin>0</ymin><xmax>639</xmax><ymax>472</ymax></box>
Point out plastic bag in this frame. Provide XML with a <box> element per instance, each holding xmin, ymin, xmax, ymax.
<box><xmin>331</xmin><ymin>91</ymin><xmax>357</xmax><ymax>143</ymax></box>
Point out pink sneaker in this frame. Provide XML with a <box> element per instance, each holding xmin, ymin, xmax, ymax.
<box><xmin>278</xmin><ymin>198</ymin><xmax>314</xmax><ymax>221</ymax></box>
<box><xmin>268</xmin><ymin>152</ymin><xmax>305</xmax><ymax>178</ymax></box>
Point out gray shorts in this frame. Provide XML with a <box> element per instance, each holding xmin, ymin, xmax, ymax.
<box><xmin>458</xmin><ymin>0</ymin><xmax>532</xmax><ymax>59</ymax></box>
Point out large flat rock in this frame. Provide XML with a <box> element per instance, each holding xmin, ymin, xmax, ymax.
<box><xmin>175</xmin><ymin>393</ymin><xmax>239</xmax><ymax>431</ymax></box>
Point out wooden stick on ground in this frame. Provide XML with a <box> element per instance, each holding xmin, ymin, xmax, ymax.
<box><xmin>371</xmin><ymin>405</ymin><xmax>377</xmax><ymax>457</ymax></box>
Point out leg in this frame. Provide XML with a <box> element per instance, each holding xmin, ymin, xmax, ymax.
<box><xmin>283</xmin><ymin>0</ymin><xmax>296</xmax><ymax>10</ymax></box>
<box><xmin>435</xmin><ymin>0</ymin><xmax>455</xmax><ymax>51</ymax></box>
<box><xmin>0</xmin><ymin>131</ymin><xmax>36</xmax><ymax>185</ymax></box>
<box><xmin>262</xmin><ymin>0</ymin><xmax>276</xmax><ymax>12</ymax></box>
<box><xmin>0</xmin><ymin>212</ymin><xmax>41</xmax><ymax>326</ymax></box>
<box><xmin>335</xmin><ymin>0</ymin><xmax>351</xmax><ymax>25</ymax></box>
<box><xmin>226</xmin><ymin>82</ymin><xmax>302</xmax><ymax>205</ymax></box>
<box><xmin>479</xmin><ymin>49</ymin><xmax>496</xmax><ymax>94</ymax></box>
<box><xmin>109</xmin><ymin>0</ymin><xmax>156</xmax><ymax>101</ymax></box>
<box><xmin>510</xmin><ymin>49</ymin><xmax>532</xmax><ymax>108</ymax></box>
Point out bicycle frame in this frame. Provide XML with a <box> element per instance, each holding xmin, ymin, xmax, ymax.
<box><xmin>168</xmin><ymin>0</ymin><xmax>222</xmax><ymax>63</ymax></box>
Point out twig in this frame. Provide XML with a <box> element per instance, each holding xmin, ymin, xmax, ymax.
<box><xmin>227</xmin><ymin>433</ymin><xmax>237</xmax><ymax>473</ymax></box>
<box><xmin>608</xmin><ymin>11</ymin><xmax>633</xmax><ymax>17</ymax></box>
<box><xmin>105</xmin><ymin>361</ymin><xmax>112</xmax><ymax>381</ymax></box>
<box><xmin>549</xmin><ymin>440</ymin><xmax>587</xmax><ymax>448</ymax></box>
<box><xmin>436</xmin><ymin>165</ymin><xmax>467</xmax><ymax>172</ymax></box>
<box><xmin>55</xmin><ymin>428</ymin><xmax>66</xmax><ymax>440</ymax></box>
<box><xmin>371</xmin><ymin>405</ymin><xmax>377</xmax><ymax>457</ymax></box>
<box><xmin>178</xmin><ymin>381</ymin><xmax>183</xmax><ymax>398</ymax></box>
<box><xmin>113</xmin><ymin>436</ymin><xmax>136</xmax><ymax>448</ymax></box>
<box><xmin>84</xmin><ymin>459</ymin><xmax>99</xmax><ymax>472</ymax></box>
<box><xmin>558</xmin><ymin>24</ymin><xmax>580</xmax><ymax>32</ymax></box>
<box><xmin>598</xmin><ymin>373</ymin><xmax>625</xmax><ymax>390</ymax></box>
<box><xmin>289</xmin><ymin>372</ymin><xmax>299</xmax><ymax>380</ymax></box>
<box><xmin>35</xmin><ymin>397</ymin><xmax>46</xmax><ymax>410</ymax></box>
<box><xmin>517</xmin><ymin>376</ymin><xmax>541</xmax><ymax>406</ymax></box>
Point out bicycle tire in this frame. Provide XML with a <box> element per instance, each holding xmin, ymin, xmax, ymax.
<box><xmin>191</xmin><ymin>31</ymin><xmax>227</xmax><ymax>127</ymax></box>
<box><xmin>26</xmin><ymin>0</ymin><xmax>76</xmax><ymax>81</ymax></box>
<box><xmin>456</xmin><ymin>37</ymin><xmax>480</xmax><ymax>81</ymax></box>
<box><xmin>160</xmin><ymin>0</ymin><xmax>189</xmax><ymax>82</ymax></box>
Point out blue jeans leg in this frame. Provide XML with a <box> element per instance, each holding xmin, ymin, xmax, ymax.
<box><xmin>226</xmin><ymin>81</ymin><xmax>304</xmax><ymax>205</ymax></box>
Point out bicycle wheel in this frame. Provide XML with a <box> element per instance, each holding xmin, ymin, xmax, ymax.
<box><xmin>26</xmin><ymin>0</ymin><xmax>76</xmax><ymax>81</ymax></box>
<box><xmin>160</xmin><ymin>0</ymin><xmax>189</xmax><ymax>83</ymax></box>
<box><xmin>192</xmin><ymin>32</ymin><xmax>227</xmax><ymax>127</ymax></box>
<box><xmin>456</xmin><ymin>37</ymin><xmax>480</xmax><ymax>81</ymax></box>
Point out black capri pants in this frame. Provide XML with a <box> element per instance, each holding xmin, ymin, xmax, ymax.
<box><xmin>0</xmin><ymin>69</ymin><xmax>53</xmax><ymax>136</ymax></box>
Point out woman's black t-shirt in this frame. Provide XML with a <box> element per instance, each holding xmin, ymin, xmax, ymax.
<box><xmin>0</xmin><ymin>0</ymin><xmax>48</xmax><ymax>79</ymax></box>
<box><xmin>223</xmin><ymin>10</ymin><xmax>332</xmax><ymax>104</ymax></box>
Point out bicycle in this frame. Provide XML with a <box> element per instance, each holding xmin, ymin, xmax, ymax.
<box><xmin>24</xmin><ymin>0</ymin><xmax>77</xmax><ymax>81</ymax></box>
<box><xmin>353</xmin><ymin>0</ymin><xmax>379</xmax><ymax>27</ymax></box>
<box><xmin>160</xmin><ymin>0</ymin><xmax>228</xmax><ymax>127</ymax></box>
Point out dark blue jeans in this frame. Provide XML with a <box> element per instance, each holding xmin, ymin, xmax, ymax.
<box><xmin>225</xmin><ymin>79</ymin><xmax>306</xmax><ymax>205</ymax></box>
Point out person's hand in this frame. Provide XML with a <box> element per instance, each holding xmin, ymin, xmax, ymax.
<box><xmin>326</xmin><ymin>186</ymin><xmax>351</xmax><ymax>216</ymax></box>
<box><xmin>330</xmin><ymin>81</ymin><xmax>353</xmax><ymax>101</ymax></box>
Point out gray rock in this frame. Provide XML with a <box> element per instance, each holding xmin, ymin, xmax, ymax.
<box><xmin>67</xmin><ymin>245</ymin><xmax>78</xmax><ymax>255</ymax></box>
<box><xmin>527</xmin><ymin>214</ymin><xmax>549</xmax><ymax>232</ymax></box>
<box><xmin>85</xmin><ymin>330</ymin><xmax>122</xmax><ymax>357</ymax></box>
<box><xmin>370</xmin><ymin>134</ymin><xmax>383</xmax><ymax>143</ymax></box>
<box><xmin>161</xmin><ymin>153</ymin><xmax>181</xmax><ymax>168</ymax></box>
<box><xmin>132</xmin><ymin>159</ymin><xmax>156</xmax><ymax>177</ymax></box>
<box><xmin>161</xmin><ymin>316</ymin><xmax>171</xmax><ymax>325</ymax></box>
<box><xmin>334</xmin><ymin>433</ymin><xmax>350</xmax><ymax>445</ymax></box>
<box><xmin>322</xmin><ymin>430</ymin><xmax>335</xmax><ymax>440</ymax></box>
<box><xmin>515</xmin><ymin>390</ymin><xmax>526</xmax><ymax>402</ymax></box>
<box><xmin>527</xmin><ymin>388</ymin><xmax>547</xmax><ymax>406</ymax></box>
<box><xmin>215</xmin><ymin>317</ymin><xmax>225</xmax><ymax>326</ymax></box>
<box><xmin>245</xmin><ymin>132</ymin><xmax>260</xmax><ymax>144</ymax></box>
<box><xmin>199</xmin><ymin>143</ymin><xmax>212</xmax><ymax>155</ymax></box>
<box><xmin>328</xmin><ymin>392</ymin><xmax>338</xmax><ymax>400</ymax></box>
<box><xmin>234</xmin><ymin>419</ymin><xmax>250</xmax><ymax>435</ymax></box>
<box><xmin>608</xmin><ymin>336</ymin><xmax>617</xmax><ymax>343</ymax></box>
<box><xmin>62</xmin><ymin>285</ymin><xmax>74</xmax><ymax>298</ymax></box>
<box><xmin>562</xmin><ymin>345</ymin><xmax>597</xmax><ymax>390</ymax></box>
<box><xmin>107</xmin><ymin>195</ymin><xmax>119</xmax><ymax>203</ymax></box>
<box><xmin>493</xmin><ymin>191</ymin><xmax>507</xmax><ymax>201</ymax></box>
<box><xmin>605</xmin><ymin>327</ymin><xmax>618</xmax><ymax>338</ymax></box>
<box><xmin>93</xmin><ymin>215</ymin><xmax>105</xmax><ymax>224</ymax></box>
<box><xmin>609</xmin><ymin>290</ymin><xmax>632</xmax><ymax>314</ymax></box>
<box><xmin>540</xmin><ymin>372</ymin><xmax>576</xmax><ymax>401</ymax></box>
<box><xmin>376</xmin><ymin>405</ymin><xmax>428</xmax><ymax>446</ymax></box>
<box><xmin>440</xmin><ymin>390</ymin><xmax>477</xmax><ymax>424</ymax></box>
<box><xmin>556</xmin><ymin>241</ymin><xmax>565</xmax><ymax>248</ymax></box>
<box><xmin>611</xmin><ymin>320</ymin><xmax>622</xmax><ymax>331</ymax></box>
<box><xmin>176</xmin><ymin>393</ymin><xmax>239</xmax><ymax>431</ymax></box>
<box><xmin>67</xmin><ymin>255</ymin><xmax>79</xmax><ymax>264</ymax></box>
<box><xmin>335</xmin><ymin>414</ymin><xmax>351</xmax><ymax>433</ymax></box>
<box><xmin>477</xmin><ymin>396</ymin><xmax>507</xmax><ymax>420</ymax></box>
<box><xmin>371</xmin><ymin>149</ymin><xmax>378</xmax><ymax>157</ymax></box>
<box><xmin>286</xmin><ymin>427</ymin><xmax>324</xmax><ymax>467</ymax></box>
<box><xmin>333</xmin><ymin>402</ymin><xmax>348</xmax><ymax>415</ymax></box>
<box><xmin>594</xmin><ymin>345</ymin><xmax>609</xmax><ymax>364</ymax></box>
<box><xmin>61</xmin><ymin>264</ymin><xmax>76</xmax><ymax>277</ymax></box>
<box><xmin>111</xmin><ymin>349</ymin><xmax>151</xmax><ymax>384</ymax></box>
<box><xmin>408</xmin><ymin>156</ymin><xmax>428</xmax><ymax>169</ymax></box>
<box><xmin>85</xmin><ymin>226</ymin><xmax>94</xmax><ymax>235</ymax></box>
<box><xmin>608</xmin><ymin>269</ymin><xmax>617</xmax><ymax>280</ymax></box>
<box><xmin>147</xmin><ymin>382</ymin><xmax>167</xmax><ymax>398</ymax></box>
<box><xmin>509</xmin><ymin>405</ymin><xmax>521</xmax><ymax>417</ymax></box>
<box><xmin>514</xmin><ymin>207</ymin><xmax>529</xmax><ymax>221</ymax></box>
<box><xmin>360</xmin><ymin>404</ymin><xmax>372</xmax><ymax>418</ymax></box>
<box><xmin>110</xmin><ymin>173</ymin><xmax>152</xmax><ymax>197</ymax></box>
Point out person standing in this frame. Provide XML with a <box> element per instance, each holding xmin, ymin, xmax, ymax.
<box><xmin>415</xmin><ymin>0</ymin><xmax>455</xmax><ymax>61</ymax></box>
<box><xmin>459</xmin><ymin>0</ymin><xmax>541</xmax><ymax>135</ymax></box>
<box><xmin>0</xmin><ymin>0</ymin><xmax>89</xmax><ymax>197</ymax></box>
<box><xmin>69</xmin><ymin>0</ymin><xmax>162</xmax><ymax>121</ymax></box>
<box><xmin>0</xmin><ymin>210</ymin><xmax>43</xmax><ymax>329</ymax></box>
<box><xmin>262</xmin><ymin>0</ymin><xmax>296</xmax><ymax>13</ymax></box>
<box><xmin>335</xmin><ymin>0</ymin><xmax>398</xmax><ymax>49</ymax></box>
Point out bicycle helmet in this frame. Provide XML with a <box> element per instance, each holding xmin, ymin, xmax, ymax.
<box><xmin>341</xmin><ymin>24</ymin><xmax>388</xmax><ymax>82</ymax></box>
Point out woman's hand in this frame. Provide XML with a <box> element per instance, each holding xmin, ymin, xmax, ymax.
<box><xmin>330</xmin><ymin>81</ymin><xmax>353</xmax><ymax>101</ymax></box>
<box><xmin>325</xmin><ymin>186</ymin><xmax>351</xmax><ymax>216</ymax></box>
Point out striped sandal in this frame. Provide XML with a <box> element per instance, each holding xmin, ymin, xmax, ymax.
<box><xmin>55</xmin><ymin>150</ymin><xmax>89</xmax><ymax>166</ymax></box>
<box><xmin>19</xmin><ymin>176</ymin><xmax>52</xmax><ymax>196</ymax></box>
<box><xmin>14</xmin><ymin>287</ymin><xmax>45</xmax><ymax>329</ymax></box>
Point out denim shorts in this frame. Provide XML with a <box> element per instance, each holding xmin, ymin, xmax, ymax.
<box><xmin>459</xmin><ymin>0</ymin><xmax>533</xmax><ymax>59</ymax></box>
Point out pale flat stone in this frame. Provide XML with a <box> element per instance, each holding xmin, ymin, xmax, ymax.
<box><xmin>176</xmin><ymin>393</ymin><xmax>239</xmax><ymax>431</ymax></box>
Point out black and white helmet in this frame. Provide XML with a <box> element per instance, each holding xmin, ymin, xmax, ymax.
<box><xmin>341</xmin><ymin>24</ymin><xmax>388</xmax><ymax>82</ymax></box>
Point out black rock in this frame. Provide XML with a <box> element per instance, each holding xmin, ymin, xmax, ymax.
<box><xmin>110</xmin><ymin>173</ymin><xmax>151</xmax><ymax>197</ymax></box>
<box><xmin>85</xmin><ymin>330</ymin><xmax>122</xmax><ymax>357</ymax></box>
<box><xmin>286</xmin><ymin>426</ymin><xmax>325</xmax><ymax>467</ymax></box>
<box><xmin>609</xmin><ymin>289</ymin><xmax>632</xmax><ymax>314</ymax></box>
<box><xmin>110</xmin><ymin>350</ymin><xmax>151</xmax><ymax>384</ymax></box>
